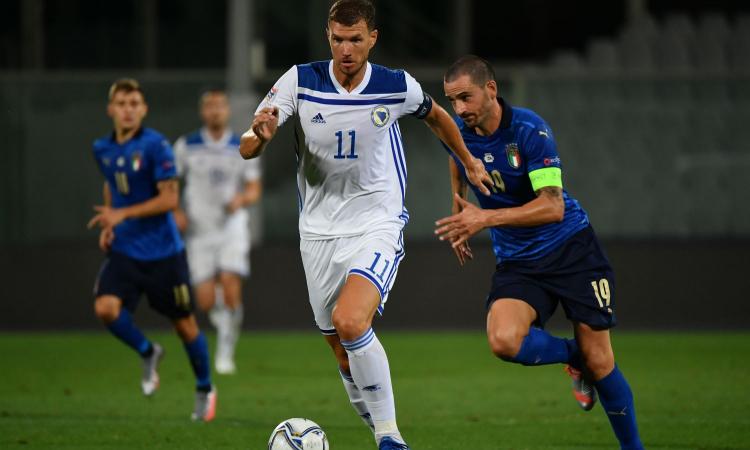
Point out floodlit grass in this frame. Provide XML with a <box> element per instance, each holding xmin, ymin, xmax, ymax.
<box><xmin>1</xmin><ymin>331</ymin><xmax>749</xmax><ymax>449</ymax></box>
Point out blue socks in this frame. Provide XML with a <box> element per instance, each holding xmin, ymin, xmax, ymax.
<box><xmin>183</xmin><ymin>332</ymin><xmax>212</xmax><ymax>391</ymax></box>
<box><xmin>596</xmin><ymin>365</ymin><xmax>644</xmax><ymax>450</ymax></box>
<box><xmin>107</xmin><ymin>309</ymin><xmax>152</xmax><ymax>357</ymax></box>
<box><xmin>509</xmin><ymin>328</ymin><xmax>643</xmax><ymax>449</ymax></box>
<box><xmin>511</xmin><ymin>327</ymin><xmax>580</xmax><ymax>367</ymax></box>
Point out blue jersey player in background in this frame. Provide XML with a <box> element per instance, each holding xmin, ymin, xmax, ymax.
<box><xmin>435</xmin><ymin>56</ymin><xmax>644</xmax><ymax>450</ymax></box>
<box><xmin>87</xmin><ymin>78</ymin><xmax>216</xmax><ymax>422</ymax></box>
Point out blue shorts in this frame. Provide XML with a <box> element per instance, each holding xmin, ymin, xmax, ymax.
<box><xmin>94</xmin><ymin>250</ymin><xmax>195</xmax><ymax>319</ymax></box>
<box><xmin>487</xmin><ymin>226</ymin><xmax>616</xmax><ymax>330</ymax></box>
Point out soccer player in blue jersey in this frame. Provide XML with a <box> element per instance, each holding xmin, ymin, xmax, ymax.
<box><xmin>240</xmin><ymin>2</ymin><xmax>491</xmax><ymax>448</ymax></box>
<box><xmin>435</xmin><ymin>56</ymin><xmax>645</xmax><ymax>450</ymax></box>
<box><xmin>87</xmin><ymin>78</ymin><xmax>216</xmax><ymax>422</ymax></box>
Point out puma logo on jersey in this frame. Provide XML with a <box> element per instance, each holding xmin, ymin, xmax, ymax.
<box><xmin>538</xmin><ymin>130</ymin><xmax>549</xmax><ymax>138</ymax></box>
<box><xmin>311</xmin><ymin>112</ymin><xmax>326</xmax><ymax>124</ymax></box>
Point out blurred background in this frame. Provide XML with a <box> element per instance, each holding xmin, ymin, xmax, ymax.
<box><xmin>1</xmin><ymin>0</ymin><xmax>748</xmax><ymax>331</ymax></box>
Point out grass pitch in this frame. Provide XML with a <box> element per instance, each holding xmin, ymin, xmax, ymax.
<box><xmin>1</xmin><ymin>331</ymin><xmax>749</xmax><ymax>449</ymax></box>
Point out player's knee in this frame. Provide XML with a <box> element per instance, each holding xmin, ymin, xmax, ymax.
<box><xmin>488</xmin><ymin>328</ymin><xmax>524</xmax><ymax>361</ymax></box>
<box><xmin>582</xmin><ymin>347</ymin><xmax>614</xmax><ymax>379</ymax></box>
<box><xmin>331</xmin><ymin>311</ymin><xmax>368</xmax><ymax>341</ymax></box>
<box><xmin>93</xmin><ymin>297</ymin><xmax>119</xmax><ymax>323</ymax></box>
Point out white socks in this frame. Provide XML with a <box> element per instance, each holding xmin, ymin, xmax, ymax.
<box><xmin>339</xmin><ymin>367</ymin><xmax>375</xmax><ymax>432</ymax></box>
<box><xmin>341</xmin><ymin>328</ymin><xmax>403</xmax><ymax>444</ymax></box>
<box><xmin>210</xmin><ymin>287</ymin><xmax>243</xmax><ymax>372</ymax></box>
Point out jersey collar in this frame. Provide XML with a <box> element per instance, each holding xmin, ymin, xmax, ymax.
<box><xmin>200</xmin><ymin>127</ymin><xmax>232</xmax><ymax>147</ymax></box>
<box><xmin>498</xmin><ymin>97</ymin><xmax>513</xmax><ymax>130</ymax></box>
<box><xmin>328</xmin><ymin>60</ymin><xmax>372</xmax><ymax>95</ymax></box>
<box><xmin>110</xmin><ymin>126</ymin><xmax>144</xmax><ymax>145</ymax></box>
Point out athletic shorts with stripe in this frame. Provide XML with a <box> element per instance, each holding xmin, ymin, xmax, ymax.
<box><xmin>299</xmin><ymin>227</ymin><xmax>405</xmax><ymax>335</ymax></box>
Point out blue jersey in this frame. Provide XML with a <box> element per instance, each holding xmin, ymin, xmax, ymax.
<box><xmin>446</xmin><ymin>98</ymin><xmax>589</xmax><ymax>263</ymax></box>
<box><xmin>93</xmin><ymin>127</ymin><xmax>184</xmax><ymax>261</ymax></box>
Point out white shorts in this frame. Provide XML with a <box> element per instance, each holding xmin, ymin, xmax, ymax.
<box><xmin>186</xmin><ymin>218</ymin><xmax>250</xmax><ymax>284</ymax></box>
<box><xmin>299</xmin><ymin>228</ymin><xmax>405</xmax><ymax>334</ymax></box>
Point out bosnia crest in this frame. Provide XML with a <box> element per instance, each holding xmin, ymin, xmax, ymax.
<box><xmin>371</xmin><ymin>105</ymin><xmax>390</xmax><ymax>128</ymax></box>
<box><xmin>505</xmin><ymin>143</ymin><xmax>521</xmax><ymax>169</ymax></box>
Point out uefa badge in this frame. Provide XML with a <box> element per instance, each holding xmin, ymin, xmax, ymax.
<box><xmin>505</xmin><ymin>143</ymin><xmax>521</xmax><ymax>169</ymax></box>
<box><xmin>116</xmin><ymin>156</ymin><xmax>125</xmax><ymax>167</ymax></box>
<box><xmin>371</xmin><ymin>105</ymin><xmax>390</xmax><ymax>128</ymax></box>
<box><xmin>484</xmin><ymin>153</ymin><xmax>494</xmax><ymax>163</ymax></box>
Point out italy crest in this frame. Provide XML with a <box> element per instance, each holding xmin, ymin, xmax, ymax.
<box><xmin>505</xmin><ymin>143</ymin><xmax>521</xmax><ymax>169</ymax></box>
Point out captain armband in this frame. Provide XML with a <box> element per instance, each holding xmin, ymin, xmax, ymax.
<box><xmin>411</xmin><ymin>92</ymin><xmax>433</xmax><ymax>119</ymax></box>
<box><xmin>529</xmin><ymin>167</ymin><xmax>563</xmax><ymax>191</ymax></box>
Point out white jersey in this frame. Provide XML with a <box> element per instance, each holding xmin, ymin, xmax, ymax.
<box><xmin>174</xmin><ymin>128</ymin><xmax>261</xmax><ymax>236</ymax></box>
<box><xmin>257</xmin><ymin>60</ymin><xmax>432</xmax><ymax>240</ymax></box>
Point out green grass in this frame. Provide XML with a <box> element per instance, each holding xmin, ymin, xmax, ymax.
<box><xmin>1</xmin><ymin>331</ymin><xmax>749</xmax><ymax>449</ymax></box>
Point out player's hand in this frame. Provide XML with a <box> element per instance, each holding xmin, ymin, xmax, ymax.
<box><xmin>451</xmin><ymin>238</ymin><xmax>473</xmax><ymax>266</ymax></box>
<box><xmin>435</xmin><ymin>194</ymin><xmax>487</xmax><ymax>248</ymax></box>
<box><xmin>87</xmin><ymin>205</ymin><xmax>127</xmax><ymax>229</ymax></box>
<box><xmin>465</xmin><ymin>157</ymin><xmax>493</xmax><ymax>196</ymax></box>
<box><xmin>98</xmin><ymin>227</ymin><xmax>115</xmax><ymax>252</ymax></box>
<box><xmin>173</xmin><ymin>208</ymin><xmax>188</xmax><ymax>233</ymax></box>
<box><xmin>226</xmin><ymin>194</ymin><xmax>244</xmax><ymax>214</ymax></box>
<box><xmin>252</xmin><ymin>106</ymin><xmax>279</xmax><ymax>142</ymax></box>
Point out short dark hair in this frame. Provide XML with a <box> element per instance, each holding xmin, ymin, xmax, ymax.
<box><xmin>199</xmin><ymin>88</ymin><xmax>227</xmax><ymax>105</ymax></box>
<box><xmin>444</xmin><ymin>55</ymin><xmax>496</xmax><ymax>86</ymax></box>
<box><xmin>108</xmin><ymin>78</ymin><xmax>144</xmax><ymax>101</ymax></box>
<box><xmin>328</xmin><ymin>0</ymin><xmax>376</xmax><ymax>31</ymax></box>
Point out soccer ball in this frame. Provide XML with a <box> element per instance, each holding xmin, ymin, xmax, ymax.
<box><xmin>268</xmin><ymin>418</ymin><xmax>329</xmax><ymax>450</ymax></box>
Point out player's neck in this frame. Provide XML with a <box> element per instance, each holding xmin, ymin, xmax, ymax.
<box><xmin>334</xmin><ymin>64</ymin><xmax>367</xmax><ymax>93</ymax></box>
<box><xmin>476</xmin><ymin>98</ymin><xmax>502</xmax><ymax>137</ymax></box>
<box><xmin>206</xmin><ymin>126</ymin><xmax>226</xmax><ymax>141</ymax></box>
<box><xmin>115</xmin><ymin>126</ymin><xmax>140</xmax><ymax>144</ymax></box>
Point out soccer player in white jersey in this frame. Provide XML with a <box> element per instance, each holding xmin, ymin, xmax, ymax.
<box><xmin>239</xmin><ymin>1</ymin><xmax>492</xmax><ymax>449</ymax></box>
<box><xmin>174</xmin><ymin>89</ymin><xmax>262</xmax><ymax>375</ymax></box>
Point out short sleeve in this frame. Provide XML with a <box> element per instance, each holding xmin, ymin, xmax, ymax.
<box><xmin>151</xmin><ymin>138</ymin><xmax>178</xmax><ymax>182</ymax></box>
<box><xmin>401</xmin><ymin>71</ymin><xmax>432</xmax><ymax>119</ymax></box>
<box><xmin>243</xmin><ymin>156</ymin><xmax>262</xmax><ymax>182</ymax></box>
<box><xmin>255</xmin><ymin>66</ymin><xmax>298</xmax><ymax>127</ymax></box>
<box><xmin>524</xmin><ymin>125</ymin><xmax>563</xmax><ymax>191</ymax></box>
<box><xmin>173</xmin><ymin>136</ymin><xmax>187</xmax><ymax>177</ymax></box>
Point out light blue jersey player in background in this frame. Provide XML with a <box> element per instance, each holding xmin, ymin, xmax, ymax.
<box><xmin>87</xmin><ymin>78</ymin><xmax>216</xmax><ymax>421</ymax></box>
<box><xmin>435</xmin><ymin>56</ymin><xmax>644</xmax><ymax>450</ymax></box>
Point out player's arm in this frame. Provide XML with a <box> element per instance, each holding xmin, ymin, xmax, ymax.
<box><xmin>239</xmin><ymin>107</ymin><xmax>279</xmax><ymax>159</ymax></box>
<box><xmin>448</xmin><ymin>157</ymin><xmax>473</xmax><ymax>265</ymax></box>
<box><xmin>88</xmin><ymin>179</ymin><xmax>179</xmax><ymax>230</ymax></box>
<box><xmin>423</xmin><ymin>102</ymin><xmax>493</xmax><ymax>196</ymax></box>
<box><xmin>172</xmin><ymin>138</ymin><xmax>189</xmax><ymax>232</ymax></box>
<box><xmin>227</xmin><ymin>179</ymin><xmax>263</xmax><ymax>213</ymax></box>
<box><xmin>97</xmin><ymin>182</ymin><xmax>115</xmax><ymax>251</ymax></box>
<box><xmin>435</xmin><ymin>182</ymin><xmax>564</xmax><ymax>248</ymax></box>
<box><xmin>102</xmin><ymin>181</ymin><xmax>112</xmax><ymax>207</ymax></box>
<box><xmin>172</xmin><ymin>185</ymin><xmax>188</xmax><ymax>233</ymax></box>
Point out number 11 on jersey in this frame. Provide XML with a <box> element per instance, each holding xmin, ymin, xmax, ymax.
<box><xmin>334</xmin><ymin>130</ymin><xmax>358</xmax><ymax>159</ymax></box>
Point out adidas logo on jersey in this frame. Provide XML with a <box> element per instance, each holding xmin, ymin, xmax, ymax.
<box><xmin>311</xmin><ymin>112</ymin><xmax>326</xmax><ymax>124</ymax></box>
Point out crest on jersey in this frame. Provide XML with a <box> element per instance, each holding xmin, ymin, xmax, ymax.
<box><xmin>371</xmin><ymin>105</ymin><xmax>390</xmax><ymax>128</ymax></box>
<box><xmin>266</xmin><ymin>87</ymin><xmax>278</xmax><ymax>102</ymax></box>
<box><xmin>484</xmin><ymin>153</ymin><xmax>494</xmax><ymax>163</ymax></box>
<box><xmin>131</xmin><ymin>151</ymin><xmax>142</xmax><ymax>172</ymax></box>
<box><xmin>505</xmin><ymin>143</ymin><xmax>521</xmax><ymax>169</ymax></box>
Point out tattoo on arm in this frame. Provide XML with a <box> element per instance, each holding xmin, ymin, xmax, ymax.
<box><xmin>536</xmin><ymin>186</ymin><xmax>562</xmax><ymax>199</ymax></box>
<box><xmin>157</xmin><ymin>179</ymin><xmax>179</xmax><ymax>194</ymax></box>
